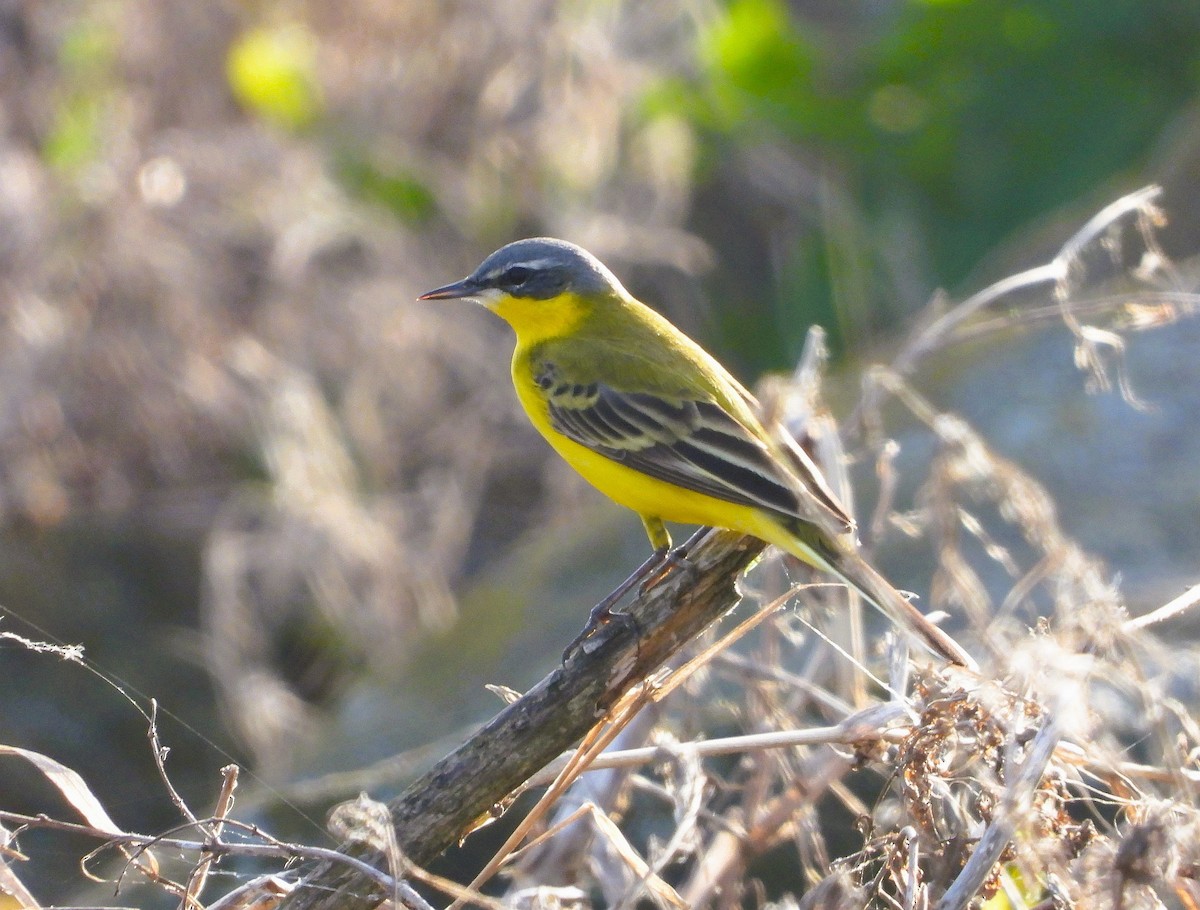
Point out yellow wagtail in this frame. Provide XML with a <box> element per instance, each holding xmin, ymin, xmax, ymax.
<box><xmin>420</xmin><ymin>238</ymin><xmax>973</xmax><ymax>668</ymax></box>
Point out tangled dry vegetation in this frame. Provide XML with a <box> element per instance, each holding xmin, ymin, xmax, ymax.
<box><xmin>3</xmin><ymin>3</ymin><xmax>1200</xmax><ymax>908</ymax></box>
<box><xmin>4</xmin><ymin>187</ymin><xmax>1200</xmax><ymax>910</ymax></box>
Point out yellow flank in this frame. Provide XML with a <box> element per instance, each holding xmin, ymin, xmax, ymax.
<box><xmin>511</xmin><ymin>357</ymin><xmax>746</xmax><ymax>527</ymax></box>
<box><xmin>495</xmin><ymin>291</ymin><xmax>735</xmax><ymax>534</ymax></box>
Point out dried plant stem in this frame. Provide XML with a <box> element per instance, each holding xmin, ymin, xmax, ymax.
<box><xmin>906</xmin><ymin>186</ymin><xmax>1163</xmax><ymax>373</ymax></box>
<box><xmin>936</xmin><ymin>714</ymin><xmax>1062</xmax><ymax>910</ymax></box>
<box><xmin>448</xmin><ymin>680</ymin><xmax>658</xmax><ymax>907</ymax></box>
<box><xmin>682</xmin><ymin>747</ymin><xmax>854</xmax><ymax>905</ymax></box>
<box><xmin>1124</xmin><ymin>582</ymin><xmax>1200</xmax><ymax>631</ymax></box>
<box><xmin>522</xmin><ymin>702</ymin><xmax>912</xmax><ymax>788</ymax></box>
<box><xmin>182</xmin><ymin>764</ymin><xmax>239</xmax><ymax>908</ymax></box>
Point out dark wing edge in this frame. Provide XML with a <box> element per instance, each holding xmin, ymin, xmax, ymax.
<box><xmin>773</xmin><ymin>427</ymin><xmax>855</xmax><ymax>533</ymax></box>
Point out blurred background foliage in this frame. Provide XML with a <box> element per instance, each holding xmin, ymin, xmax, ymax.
<box><xmin>674</xmin><ymin>0</ymin><xmax>1200</xmax><ymax>367</ymax></box>
<box><xmin>2</xmin><ymin>0</ymin><xmax>1200</xmax><ymax>901</ymax></box>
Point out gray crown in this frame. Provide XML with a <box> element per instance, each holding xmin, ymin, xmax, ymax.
<box><xmin>470</xmin><ymin>238</ymin><xmax>625</xmax><ymax>299</ymax></box>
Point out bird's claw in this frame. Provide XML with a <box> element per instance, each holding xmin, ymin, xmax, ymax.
<box><xmin>561</xmin><ymin>603</ymin><xmax>639</xmax><ymax>663</ymax></box>
<box><xmin>637</xmin><ymin>544</ymin><xmax>697</xmax><ymax>595</ymax></box>
<box><xmin>561</xmin><ymin>545</ymin><xmax>674</xmax><ymax>664</ymax></box>
<box><xmin>561</xmin><ymin>537</ymin><xmax>706</xmax><ymax>664</ymax></box>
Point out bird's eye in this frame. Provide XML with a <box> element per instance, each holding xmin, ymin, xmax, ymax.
<box><xmin>502</xmin><ymin>266</ymin><xmax>532</xmax><ymax>287</ymax></box>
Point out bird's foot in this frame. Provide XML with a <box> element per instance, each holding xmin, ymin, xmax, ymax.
<box><xmin>561</xmin><ymin>529</ymin><xmax>711</xmax><ymax>663</ymax></box>
<box><xmin>637</xmin><ymin>543</ymin><xmax>698</xmax><ymax>595</ymax></box>
<box><xmin>561</xmin><ymin>546</ymin><xmax>668</xmax><ymax>663</ymax></box>
<box><xmin>561</xmin><ymin>602</ymin><xmax>641</xmax><ymax>664</ymax></box>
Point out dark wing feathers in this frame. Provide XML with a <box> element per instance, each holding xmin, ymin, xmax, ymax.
<box><xmin>543</xmin><ymin>376</ymin><xmax>821</xmax><ymax>523</ymax></box>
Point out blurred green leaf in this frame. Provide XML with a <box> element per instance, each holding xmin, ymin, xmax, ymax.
<box><xmin>58</xmin><ymin>15</ymin><xmax>116</xmax><ymax>72</ymax></box>
<box><xmin>43</xmin><ymin>95</ymin><xmax>105</xmax><ymax>171</ymax></box>
<box><xmin>705</xmin><ymin>0</ymin><xmax>814</xmax><ymax>111</ymax></box>
<box><xmin>42</xmin><ymin>17</ymin><xmax>118</xmax><ymax>172</ymax></box>
<box><xmin>334</xmin><ymin>154</ymin><xmax>436</xmax><ymax>224</ymax></box>
<box><xmin>226</xmin><ymin>24</ymin><xmax>322</xmax><ymax>131</ymax></box>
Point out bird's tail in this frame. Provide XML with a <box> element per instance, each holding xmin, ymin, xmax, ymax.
<box><xmin>828</xmin><ymin>548</ymin><xmax>977</xmax><ymax>671</ymax></box>
<box><xmin>773</xmin><ymin>518</ymin><xmax>978</xmax><ymax>671</ymax></box>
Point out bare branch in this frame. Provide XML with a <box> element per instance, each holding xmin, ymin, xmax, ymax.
<box><xmin>275</xmin><ymin>529</ymin><xmax>766</xmax><ymax>909</ymax></box>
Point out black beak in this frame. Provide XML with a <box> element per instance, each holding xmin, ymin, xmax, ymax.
<box><xmin>417</xmin><ymin>277</ymin><xmax>478</xmax><ymax>300</ymax></box>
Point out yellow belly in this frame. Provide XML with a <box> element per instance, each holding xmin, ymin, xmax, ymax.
<box><xmin>552</xmin><ymin>431</ymin><xmax>760</xmax><ymax>526</ymax></box>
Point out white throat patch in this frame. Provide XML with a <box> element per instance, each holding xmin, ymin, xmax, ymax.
<box><xmin>474</xmin><ymin>287</ymin><xmax>506</xmax><ymax>309</ymax></box>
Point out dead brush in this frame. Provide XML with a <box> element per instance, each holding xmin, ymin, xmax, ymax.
<box><xmin>3</xmin><ymin>188</ymin><xmax>1200</xmax><ymax>910</ymax></box>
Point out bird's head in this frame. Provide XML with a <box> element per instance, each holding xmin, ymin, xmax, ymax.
<box><xmin>418</xmin><ymin>238</ymin><xmax>629</xmax><ymax>339</ymax></box>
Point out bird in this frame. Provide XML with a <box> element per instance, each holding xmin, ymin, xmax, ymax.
<box><xmin>419</xmin><ymin>238</ymin><xmax>974</xmax><ymax>668</ymax></box>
